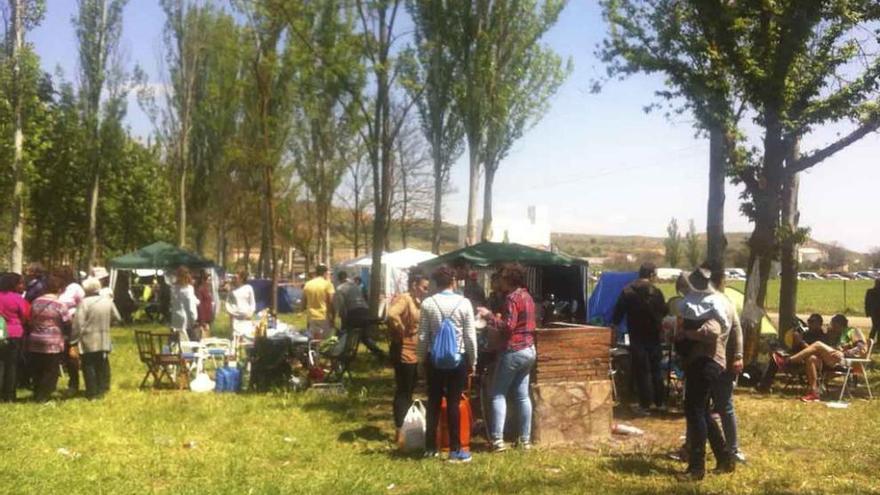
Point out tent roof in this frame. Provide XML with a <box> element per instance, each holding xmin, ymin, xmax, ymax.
<box><xmin>109</xmin><ymin>241</ymin><xmax>214</xmax><ymax>270</ymax></box>
<box><xmin>384</xmin><ymin>248</ymin><xmax>437</xmax><ymax>268</ymax></box>
<box><xmin>418</xmin><ymin>242</ymin><xmax>586</xmax><ymax>269</ymax></box>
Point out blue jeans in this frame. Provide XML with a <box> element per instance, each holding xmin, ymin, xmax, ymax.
<box><xmin>490</xmin><ymin>345</ymin><xmax>536</xmax><ymax>443</ymax></box>
<box><xmin>713</xmin><ymin>370</ymin><xmax>738</xmax><ymax>453</ymax></box>
<box><xmin>684</xmin><ymin>357</ymin><xmax>729</xmax><ymax>474</ymax></box>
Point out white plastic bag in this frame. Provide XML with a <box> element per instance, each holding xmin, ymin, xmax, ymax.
<box><xmin>400</xmin><ymin>400</ymin><xmax>426</xmax><ymax>452</ymax></box>
<box><xmin>189</xmin><ymin>372</ymin><xmax>215</xmax><ymax>393</ymax></box>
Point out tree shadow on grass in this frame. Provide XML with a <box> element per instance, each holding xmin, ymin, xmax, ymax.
<box><xmin>338</xmin><ymin>425</ymin><xmax>391</xmax><ymax>443</ymax></box>
<box><xmin>604</xmin><ymin>453</ymin><xmax>679</xmax><ymax>477</ymax></box>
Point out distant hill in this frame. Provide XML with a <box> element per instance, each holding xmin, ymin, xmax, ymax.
<box><xmin>551</xmin><ymin>231</ymin><xmax>865</xmax><ymax>270</ymax></box>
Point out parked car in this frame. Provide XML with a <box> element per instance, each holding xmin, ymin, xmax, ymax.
<box><xmin>823</xmin><ymin>273</ymin><xmax>846</xmax><ymax>280</ymax></box>
<box><xmin>725</xmin><ymin>268</ymin><xmax>747</xmax><ymax>280</ymax></box>
<box><xmin>798</xmin><ymin>272</ymin><xmax>823</xmax><ymax>280</ymax></box>
<box><xmin>854</xmin><ymin>272</ymin><xmax>876</xmax><ymax>280</ymax></box>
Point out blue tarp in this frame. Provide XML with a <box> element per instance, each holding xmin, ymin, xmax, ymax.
<box><xmin>248</xmin><ymin>280</ymin><xmax>295</xmax><ymax>314</ymax></box>
<box><xmin>587</xmin><ymin>272</ymin><xmax>638</xmax><ymax>333</ymax></box>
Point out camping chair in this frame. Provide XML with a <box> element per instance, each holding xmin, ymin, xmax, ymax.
<box><xmin>200</xmin><ymin>338</ymin><xmax>235</xmax><ymax>371</ymax></box>
<box><xmin>826</xmin><ymin>339</ymin><xmax>875</xmax><ymax>401</ymax></box>
<box><xmin>135</xmin><ymin>330</ymin><xmax>160</xmax><ymax>389</ymax></box>
<box><xmin>138</xmin><ymin>331</ymin><xmax>192</xmax><ymax>390</ymax></box>
<box><xmin>172</xmin><ymin>328</ymin><xmax>205</xmax><ymax>374</ymax></box>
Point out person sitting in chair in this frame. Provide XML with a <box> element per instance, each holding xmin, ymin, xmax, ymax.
<box><xmin>775</xmin><ymin>314</ymin><xmax>867</xmax><ymax>402</ymax></box>
<box><xmin>757</xmin><ymin>313</ymin><xmax>833</xmax><ymax>393</ymax></box>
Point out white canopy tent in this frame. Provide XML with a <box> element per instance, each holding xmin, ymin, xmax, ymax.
<box><xmin>335</xmin><ymin>248</ymin><xmax>438</xmax><ymax>307</ymax></box>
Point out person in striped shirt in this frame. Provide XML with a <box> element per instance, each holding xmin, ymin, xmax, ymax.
<box><xmin>417</xmin><ymin>267</ymin><xmax>477</xmax><ymax>463</ymax></box>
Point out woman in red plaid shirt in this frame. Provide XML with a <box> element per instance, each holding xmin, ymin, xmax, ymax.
<box><xmin>479</xmin><ymin>264</ymin><xmax>537</xmax><ymax>452</ymax></box>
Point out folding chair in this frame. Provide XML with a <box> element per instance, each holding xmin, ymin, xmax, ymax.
<box><xmin>828</xmin><ymin>339</ymin><xmax>874</xmax><ymax>401</ymax></box>
<box><xmin>200</xmin><ymin>338</ymin><xmax>235</xmax><ymax>371</ymax></box>
<box><xmin>135</xmin><ymin>330</ymin><xmax>160</xmax><ymax>389</ymax></box>
<box><xmin>148</xmin><ymin>331</ymin><xmax>193</xmax><ymax>390</ymax></box>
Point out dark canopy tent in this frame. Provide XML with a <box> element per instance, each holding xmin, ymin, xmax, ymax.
<box><xmin>108</xmin><ymin>242</ymin><xmax>219</xmax><ymax>322</ymax></box>
<box><xmin>418</xmin><ymin>242</ymin><xmax>589</xmax><ymax>322</ymax></box>
<box><xmin>109</xmin><ymin>241</ymin><xmax>214</xmax><ymax>270</ymax></box>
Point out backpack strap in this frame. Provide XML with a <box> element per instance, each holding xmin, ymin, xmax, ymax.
<box><xmin>434</xmin><ymin>295</ymin><xmax>465</xmax><ymax>321</ymax></box>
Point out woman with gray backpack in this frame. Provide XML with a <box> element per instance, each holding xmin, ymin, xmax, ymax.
<box><xmin>417</xmin><ymin>266</ymin><xmax>477</xmax><ymax>463</ymax></box>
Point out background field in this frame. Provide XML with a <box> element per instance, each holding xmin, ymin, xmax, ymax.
<box><xmin>655</xmin><ymin>279</ymin><xmax>875</xmax><ymax>317</ymax></box>
<box><xmin>1</xmin><ymin>316</ymin><xmax>879</xmax><ymax>494</ymax></box>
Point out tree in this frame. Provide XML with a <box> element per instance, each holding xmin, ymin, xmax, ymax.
<box><xmin>74</xmin><ymin>0</ymin><xmax>127</xmax><ymax>269</ymax></box>
<box><xmin>441</xmin><ymin>0</ymin><xmax>570</xmax><ymax>244</ymax></box>
<box><xmin>289</xmin><ymin>0</ymin><xmax>364</xmax><ymax>265</ymax></box>
<box><xmin>869</xmin><ymin>248</ymin><xmax>880</xmax><ymax>269</ymax></box>
<box><xmin>685</xmin><ymin>219</ymin><xmax>701</xmax><ymax>268</ymax></box>
<box><xmin>691</xmin><ymin>1</ymin><xmax>880</xmax><ymax>355</ymax></box>
<box><xmin>156</xmin><ymin>0</ymin><xmax>210</xmax><ymax>249</ymax></box>
<box><xmin>336</xmin><ymin>156</ymin><xmax>372</xmax><ymax>256</ymax></box>
<box><xmin>826</xmin><ymin>244</ymin><xmax>848</xmax><ymax>271</ymax></box>
<box><xmin>664</xmin><ymin>218</ymin><xmax>681</xmax><ymax>268</ymax></box>
<box><xmin>599</xmin><ymin>0</ymin><xmax>744</xmax><ymax>272</ymax></box>
<box><xmin>353</xmin><ymin>0</ymin><xmax>423</xmax><ymax>314</ymax></box>
<box><xmin>390</xmin><ymin>115</ymin><xmax>434</xmax><ymax>248</ymax></box>
<box><xmin>234</xmin><ymin>0</ymin><xmax>299</xmax><ymax>310</ymax></box>
<box><xmin>3</xmin><ymin>0</ymin><xmax>45</xmax><ymax>272</ymax></box>
<box><xmin>403</xmin><ymin>0</ymin><xmax>464</xmax><ymax>253</ymax></box>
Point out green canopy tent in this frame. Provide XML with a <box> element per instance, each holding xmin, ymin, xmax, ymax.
<box><xmin>108</xmin><ymin>242</ymin><xmax>219</xmax><ymax>320</ymax></box>
<box><xmin>417</xmin><ymin>242</ymin><xmax>589</xmax><ymax>322</ymax></box>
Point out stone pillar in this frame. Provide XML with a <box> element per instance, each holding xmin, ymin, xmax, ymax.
<box><xmin>533</xmin><ymin>326</ymin><xmax>613</xmax><ymax>448</ymax></box>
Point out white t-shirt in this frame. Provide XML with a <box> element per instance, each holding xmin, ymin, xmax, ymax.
<box><xmin>226</xmin><ymin>284</ymin><xmax>256</xmax><ymax>334</ymax></box>
<box><xmin>59</xmin><ymin>283</ymin><xmax>86</xmax><ymax>319</ymax></box>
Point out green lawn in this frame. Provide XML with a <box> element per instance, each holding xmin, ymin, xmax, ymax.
<box><xmin>656</xmin><ymin>279</ymin><xmax>874</xmax><ymax>317</ymax></box>
<box><xmin>1</xmin><ymin>317</ymin><xmax>879</xmax><ymax>494</ymax></box>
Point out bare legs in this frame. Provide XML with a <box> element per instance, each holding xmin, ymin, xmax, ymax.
<box><xmin>788</xmin><ymin>342</ymin><xmax>842</xmax><ymax>393</ymax></box>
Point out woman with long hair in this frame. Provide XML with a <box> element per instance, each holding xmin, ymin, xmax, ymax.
<box><xmin>386</xmin><ymin>269</ymin><xmax>430</xmax><ymax>443</ymax></box>
<box><xmin>170</xmin><ymin>267</ymin><xmax>200</xmax><ymax>341</ymax></box>
<box><xmin>195</xmin><ymin>270</ymin><xmax>214</xmax><ymax>338</ymax></box>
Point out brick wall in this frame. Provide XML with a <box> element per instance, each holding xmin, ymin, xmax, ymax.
<box><xmin>535</xmin><ymin>326</ymin><xmax>612</xmax><ymax>384</ymax></box>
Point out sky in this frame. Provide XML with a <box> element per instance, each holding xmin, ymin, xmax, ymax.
<box><xmin>28</xmin><ymin>0</ymin><xmax>880</xmax><ymax>253</ymax></box>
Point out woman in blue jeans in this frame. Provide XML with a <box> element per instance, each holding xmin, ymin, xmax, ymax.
<box><xmin>480</xmin><ymin>264</ymin><xmax>537</xmax><ymax>452</ymax></box>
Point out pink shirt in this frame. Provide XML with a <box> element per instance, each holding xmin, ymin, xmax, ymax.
<box><xmin>0</xmin><ymin>291</ymin><xmax>30</xmax><ymax>339</ymax></box>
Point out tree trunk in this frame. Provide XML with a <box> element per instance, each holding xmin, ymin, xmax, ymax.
<box><xmin>481</xmin><ymin>165</ymin><xmax>497</xmax><ymax>242</ymax></box>
<box><xmin>431</xmin><ymin>149</ymin><xmax>443</xmax><ymax>254</ymax></box>
<box><xmin>87</xmin><ymin>172</ymin><xmax>100</xmax><ymax>268</ymax></box>
<box><xmin>465</xmin><ymin>142</ymin><xmax>480</xmax><ymax>246</ymax></box>
<box><xmin>779</xmin><ymin>144</ymin><xmax>801</xmax><ymax>336</ymax></box>
<box><xmin>706</xmin><ymin>126</ymin><xmax>727</xmax><ymax>269</ymax></box>
<box><xmin>178</xmin><ymin>153</ymin><xmax>187</xmax><ymax>248</ymax></box>
<box><xmin>10</xmin><ymin>0</ymin><xmax>24</xmax><ymax>273</ymax></box>
<box><xmin>401</xmin><ymin>159</ymin><xmax>409</xmax><ymax>248</ymax></box>
<box><xmin>265</xmin><ymin>164</ymin><xmax>277</xmax><ymax>312</ymax></box>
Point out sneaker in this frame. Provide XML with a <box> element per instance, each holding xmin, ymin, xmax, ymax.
<box><xmin>733</xmin><ymin>450</ymin><xmax>747</xmax><ymax>464</ymax></box>
<box><xmin>630</xmin><ymin>404</ymin><xmax>652</xmax><ymax>417</ymax></box>
<box><xmin>518</xmin><ymin>440</ymin><xmax>532</xmax><ymax>451</ymax></box>
<box><xmin>712</xmin><ymin>460</ymin><xmax>736</xmax><ymax>474</ymax></box>
<box><xmin>423</xmin><ymin>449</ymin><xmax>439</xmax><ymax>459</ymax></box>
<box><xmin>675</xmin><ymin>471</ymin><xmax>705</xmax><ymax>482</ymax></box>
<box><xmin>492</xmin><ymin>440</ymin><xmax>508</xmax><ymax>453</ymax></box>
<box><xmin>799</xmin><ymin>391</ymin><xmax>820</xmax><ymax>402</ymax></box>
<box><xmin>447</xmin><ymin>450</ymin><xmax>472</xmax><ymax>463</ymax></box>
<box><xmin>772</xmin><ymin>352</ymin><xmax>789</xmax><ymax>370</ymax></box>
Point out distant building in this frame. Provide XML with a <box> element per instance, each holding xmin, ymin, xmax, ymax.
<box><xmin>797</xmin><ymin>247</ymin><xmax>827</xmax><ymax>264</ymax></box>
<box><xmin>459</xmin><ymin>205</ymin><xmax>551</xmax><ymax>249</ymax></box>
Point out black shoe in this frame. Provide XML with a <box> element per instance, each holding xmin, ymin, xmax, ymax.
<box><xmin>675</xmin><ymin>471</ymin><xmax>705</xmax><ymax>482</ymax></box>
<box><xmin>712</xmin><ymin>459</ymin><xmax>736</xmax><ymax>474</ymax></box>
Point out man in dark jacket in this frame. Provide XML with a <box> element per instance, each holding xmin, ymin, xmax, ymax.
<box><xmin>866</xmin><ymin>279</ymin><xmax>880</xmax><ymax>341</ymax></box>
<box><xmin>612</xmin><ymin>263</ymin><xmax>668</xmax><ymax>415</ymax></box>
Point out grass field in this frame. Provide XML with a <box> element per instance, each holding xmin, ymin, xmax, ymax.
<box><xmin>655</xmin><ymin>279</ymin><xmax>875</xmax><ymax>317</ymax></box>
<box><xmin>1</xmin><ymin>315</ymin><xmax>880</xmax><ymax>494</ymax></box>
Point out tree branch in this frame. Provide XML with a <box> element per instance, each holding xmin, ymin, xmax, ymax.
<box><xmin>790</xmin><ymin>118</ymin><xmax>880</xmax><ymax>174</ymax></box>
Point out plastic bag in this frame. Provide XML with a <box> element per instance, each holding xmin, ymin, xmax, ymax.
<box><xmin>400</xmin><ymin>400</ymin><xmax>426</xmax><ymax>453</ymax></box>
<box><xmin>190</xmin><ymin>372</ymin><xmax>215</xmax><ymax>393</ymax></box>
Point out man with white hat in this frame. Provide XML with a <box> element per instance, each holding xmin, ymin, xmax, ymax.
<box><xmin>675</xmin><ymin>267</ymin><xmax>735</xmax><ymax>481</ymax></box>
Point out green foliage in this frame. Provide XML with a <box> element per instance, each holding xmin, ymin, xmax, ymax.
<box><xmin>664</xmin><ymin>217</ymin><xmax>681</xmax><ymax>268</ymax></box>
<box><xmin>684</xmin><ymin>218</ymin><xmax>700</xmax><ymax>268</ymax></box>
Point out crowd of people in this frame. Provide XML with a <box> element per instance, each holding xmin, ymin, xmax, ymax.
<box><xmin>299</xmin><ymin>262</ymin><xmax>538</xmax><ymax>463</ymax></box>
<box><xmin>0</xmin><ymin>264</ymin><xmax>120</xmax><ymax>402</ymax></box>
